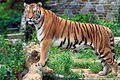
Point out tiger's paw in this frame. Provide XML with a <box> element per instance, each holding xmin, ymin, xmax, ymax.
<box><xmin>98</xmin><ymin>71</ymin><xmax>106</xmax><ymax>76</ymax></box>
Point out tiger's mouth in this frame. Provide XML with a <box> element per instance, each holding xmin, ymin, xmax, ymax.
<box><xmin>28</xmin><ymin>21</ymin><xmax>34</xmax><ymax>24</ymax></box>
<box><xmin>27</xmin><ymin>18</ymin><xmax>35</xmax><ymax>24</ymax></box>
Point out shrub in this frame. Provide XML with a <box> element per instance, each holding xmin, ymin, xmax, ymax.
<box><xmin>0</xmin><ymin>36</ymin><xmax>25</xmax><ymax>80</ymax></box>
<box><xmin>0</xmin><ymin>3</ymin><xmax>22</xmax><ymax>34</ymax></box>
<box><xmin>61</xmin><ymin>13</ymin><xmax>99</xmax><ymax>24</ymax></box>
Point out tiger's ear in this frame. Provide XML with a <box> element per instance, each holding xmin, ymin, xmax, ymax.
<box><xmin>38</xmin><ymin>2</ymin><xmax>42</xmax><ymax>7</ymax></box>
<box><xmin>24</xmin><ymin>2</ymin><xmax>27</xmax><ymax>7</ymax></box>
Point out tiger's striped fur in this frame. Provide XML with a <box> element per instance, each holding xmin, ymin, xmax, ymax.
<box><xmin>21</xmin><ymin>2</ymin><xmax>118</xmax><ymax>76</ymax></box>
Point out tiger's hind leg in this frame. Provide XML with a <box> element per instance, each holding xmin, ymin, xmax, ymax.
<box><xmin>98</xmin><ymin>50</ymin><xmax>117</xmax><ymax>76</ymax></box>
<box><xmin>93</xmin><ymin>51</ymin><xmax>109</xmax><ymax>76</ymax></box>
<box><xmin>98</xmin><ymin>60</ymin><xmax>109</xmax><ymax>76</ymax></box>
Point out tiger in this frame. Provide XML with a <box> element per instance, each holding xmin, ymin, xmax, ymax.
<box><xmin>21</xmin><ymin>2</ymin><xmax>119</xmax><ymax>76</ymax></box>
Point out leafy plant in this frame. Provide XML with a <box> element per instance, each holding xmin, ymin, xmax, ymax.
<box><xmin>89</xmin><ymin>62</ymin><xmax>103</xmax><ymax>73</ymax></box>
<box><xmin>0</xmin><ymin>36</ymin><xmax>25</xmax><ymax>80</ymax></box>
<box><xmin>0</xmin><ymin>2</ymin><xmax>22</xmax><ymax>34</ymax></box>
<box><xmin>61</xmin><ymin>13</ymin><xmax>99</xmax><ymax>24</ymax></box>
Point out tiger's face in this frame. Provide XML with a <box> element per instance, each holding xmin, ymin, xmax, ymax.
<box><xmin>24</xmin><ymin>2</ymin><xmax>43</xmax><ymax>24</ymax></box>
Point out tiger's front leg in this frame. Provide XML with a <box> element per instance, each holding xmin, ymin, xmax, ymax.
<box><xmin>30</xmin><ymin>40</ymin><xmax>52</xmax><ymax>72</ymax></box>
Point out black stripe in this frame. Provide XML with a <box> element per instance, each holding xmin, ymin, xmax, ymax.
<box><xmin>95</xmin><ymin>24</ymin><xmax>98</xmax><ymax>32</ymax></box>
<box><xmin>106</xmin><ymin>58</ymin><xmax>111</xmax><ymax>61</ymax></box>
<box><xmin>89</xmin><ymin>24</ymin><xmax>93</xmax><ymax>33</ymax></box>
<box><xmin>84</xmin><ymin>37</ymin><xmax>87</xmax><ymax>45</ymax></box>
<box><xmin>63</xmin><ymin>37</ymin><xmax>66</xmax><ymax>44</ymax></box>
<box><xmin>101</xmin><ymin>59</ymin><xmax>106</xmax><ymax>63</ymax></box>
<box><xmin>98</xmin><ymin>26</ymin><xmax>103</xmax><ymax>53</ymax></box>
<box><xmin>95</xmin><ymin>52</ymin><xmax>99</xmax><ymax>56</ymax></box>
<box><xmin>61</xmin><ymin>20</ymin><xmax>67</xmax><ymax>37</ymax></box>
<box><xmin>59</xmin><ymin>19</ymin><xmax>63</xmax><ymax>25</ymax></box>
<box><xmin>58</xmin><ymin>41</ymin><xmax>63</xmax><ymax>48</ymax></box>
<box><xmin>66</xmin><ymin>22</ymin><xmax>71</xmax><ymax>49</ymax></box>
<box><xmin>73</xmin><ymin>27</ymin><xmax>78</xmax><ymax>48</ymax></box>
<box><xmin>58</xmin><ymin>37</ymin><xmax>66</xmax><ymax>47</ymax></box>
<box><xmin>74</xmin><ymin>22</ymin><xmax>79</xmax><ymax>34</ymax></box>
<box><xmin>100</xmin><ymin>49</ymin><xmax>104</xmax><ymax>55</ymax></box>
<box><xmin>38</xmin><ymin>18</ymin><xmax>44</xmax><ymax>30</ymax></box>
<box><xmin>84</xmin><ymin>23</ymin><xmax>90</xmax><ymax>38</ymax></box>
<box><xmin>89</xmin><ymin>24</ymin><xmax>93</xmax><ymax>47</ymax></box>
<box><xmin>90</xmin><ymin>45</ymin><xmax>95</xmax><ymax>50</ymax></box>
<box><xmin>40</xmin><ymin>14</ymin><xmax>55</xmax><ymax>42</ymax></box>
<box><xmin>82</xmin><ymin>24</ymin><xmax>87</xmax><ymax>45</ymax></box>
<box><xmin>69</xmin><ymin>42</ymin><xmax>73</xmax><ymax>48</ymax></box>
<box><xmin>99</xmin><ymin>51</ymin><xmax>110</xmax><ymax>59</ymax></box>
<box><xmin>47</xmin><ymin>10</ymin><xmax>50</xmax><ymax>14</ymax></box>
<box><xmin>106</xmin><ymin>58</ymin><xmax>112</xmax><ymax>63</ymax></box>
<box><xmin>82</xmin><ymin>23</ymin><xmax>86</xmax><ymax>32</ymax></box>
<box><xmin>111</xmin><ymin>49</ymin><xmax>115</xmax><ymax>53</ymax></box>
<box><xmin>56</xmin><ymin>16</ymin><xmax>58</xmax><ymax>21</ymax></box>
<box><xmin>91</xmin><ymin>24</ymin><xmax>95</xmax><ymax>39</ymax></box>
<box><xmin>78</xmin><ymin>23</ymin><xmax>84</xmax><ymax>41</ymax></box>
<box><xmin>51</xmin><ymin>12</ymin><xmax>53</xmax><ymax>16</ymax></box>
<box><xmin>79</xmin><ymin>40</ymin><xmax>82</xmax><ymax>45</ymax></box>
<box><xmin>95</xmin><ymin>25</ymin><xmax>98</xmax><ymax>47</ymax></box>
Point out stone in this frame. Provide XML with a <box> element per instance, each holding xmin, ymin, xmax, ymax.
<box><xmin>96</xmin><ymin>4</ymin><xmax>104</xmax><ymax>12</ymax></box>
<box><xmin>86</xmin><ymin>2</ymin><xmax>93</xmax><ymax>8</ymax></box>
<box><xmin>110</xmin><ymin>2</ymin><xmax>116</xmax><ymax>7</ymax></box>
<box><xmin>89</xmin><ymin>8</ymin><xmax>96</xmax><ymax>13</ymax></box>
<box><xmin>22</xmin><ymin>71</ymin><xmax>42</xmax><ymax>80</ymax></box>
<box><xmin>99</xmin><ymin>0</ymin><xmax>107</xmax><ymax>5</ymax></box>
<box><xmin>89</xmin><ymin>0</ymin><xmax>97</xmax><ymax>2</ymax></box>
<box><xmin>66</xmin><ymin>0</ymin><xmax>73</xmax><ymax>2</ymax></box>
<box><xmin>80</xmin><ymin>8</ymin><xmax>89</xmax><ymax>15</ymax></box>
<box><xmin>23</xmin><ymin>42</ymin><xmax>54</xmax><ymax>80</ymax></box>
<box><xmin>82</xmin><ymin>0</ymin><xmax>88</xmax><ymax>2</ymax></box>
<box><xmin>70</xmin><ymin>1</ymin><xmax>78</xmax><ymax>9</ymax></box>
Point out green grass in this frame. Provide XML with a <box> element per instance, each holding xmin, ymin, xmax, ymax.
<box><xmin>1</xmin><ymin>36</ymin><xmax>120</xmax><ymax>79</ymax></box>
<box><xmin>47</xmin><ymin>47</ymin><xmax>102</xmax><ymax>79</ymax></box>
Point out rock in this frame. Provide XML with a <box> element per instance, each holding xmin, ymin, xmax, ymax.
<box><xmin>86</xmin><ymin>2</ymin><xmax>93</xmax><ymax>8</ymax></box>
<box><xmin>23</xmin><ymin>42</ymin><xmax>53</xmax><ymax>80</ymax></box>
<box><xmin>22</xmin><ymin>71</ymin><xmax>42</xmax><ymax>80</ymax></box>
<box><xmin>96</xmin><ymin>4</ymin><xmax>104</xmax><ymax>12</ymax></box>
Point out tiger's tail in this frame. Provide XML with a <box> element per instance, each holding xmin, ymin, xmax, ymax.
<box><xmin>107</xmin><ymin>29</ymin><xmax>120</xmax><ymax>67</ymax></box>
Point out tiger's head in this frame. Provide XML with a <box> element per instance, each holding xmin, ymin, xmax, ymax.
<box><xmin>24</xmin><ymin>2</ymin><xmax>43</xmax><ymax>24</ymax></box>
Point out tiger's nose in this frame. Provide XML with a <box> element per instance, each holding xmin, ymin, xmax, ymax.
<box><xmin>27</xmin><ymin>18</ymin><xmax>33</xmax><ymax>21</ymax></box>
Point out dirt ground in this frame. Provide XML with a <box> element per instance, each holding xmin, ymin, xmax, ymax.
<box><xmin>71</xmin><ymin>68</ymin><xmax>120</xmax><ymax>79</ymax></box>
<box><xmin>71</xmin><ymin>60</ymin><xmax>120</xmax><ymax>79</ymax></box>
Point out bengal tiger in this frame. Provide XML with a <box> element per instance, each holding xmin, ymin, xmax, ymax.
<box><xmin>21</xmin><ymin>2</ymin><xmax>119</xmax><ymax>76</ymax></box>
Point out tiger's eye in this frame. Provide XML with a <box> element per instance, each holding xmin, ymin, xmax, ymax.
<box><xmin>27</xmin><ymin>7</ymin><xmax>29</xmax><ymax>12</ymax></box>
<box><xmin>33</xmin><ymin>7</ymin><xmax>37</xmax><ymax>12</ymax></box>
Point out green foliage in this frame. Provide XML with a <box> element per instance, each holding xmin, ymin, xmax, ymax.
<box><xmin>115</xmin><ymin>42</ymin><xmax>120</xmax><ymax>60</ymax></box>
<box><xmin>61</xmin><ymin>13</ymin><xmax>99</xmax><ymax>24</ymax></box>
<box><xmin>48</xmin><ymin>50</ymin><xmax>73</xmax><ymax>75</ymax></box>
<box><xmin>0</xmin><ymin>36</ymin><xmax>25</xmax><ymax>80</ymax></box>
<box><xmin>0</xmin><ymin>2</ymin><xmax>22</xmax><ymax>34</ymax></box>
<box><xmin>89</xmin><ymin>62</ymin><xmax>103</xmax><ymax>73</ymax></box>
<box><xmin>0</xmin><ymin>65</ymin><xmax>16</xmax><ymax>80</ymax></box>
<box><xmin>47</xmin><ymin>48</ymin><xmax>83</xmax><ymax>79</ymax></box>
<box><xmin>74</xmin><ymin>48</ymin><xmax>97</xmax><ymax>60</ymax></box>
<box><xmin>72</xmin><ymin>61</ymin><xmax>91</xmax><ymax>69</ymax></box>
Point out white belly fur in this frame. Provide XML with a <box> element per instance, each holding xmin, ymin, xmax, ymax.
<box><xmin>52</xmin><ymin>38</ymin><xmax>89</xmax><ymax>49</ymax></box>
